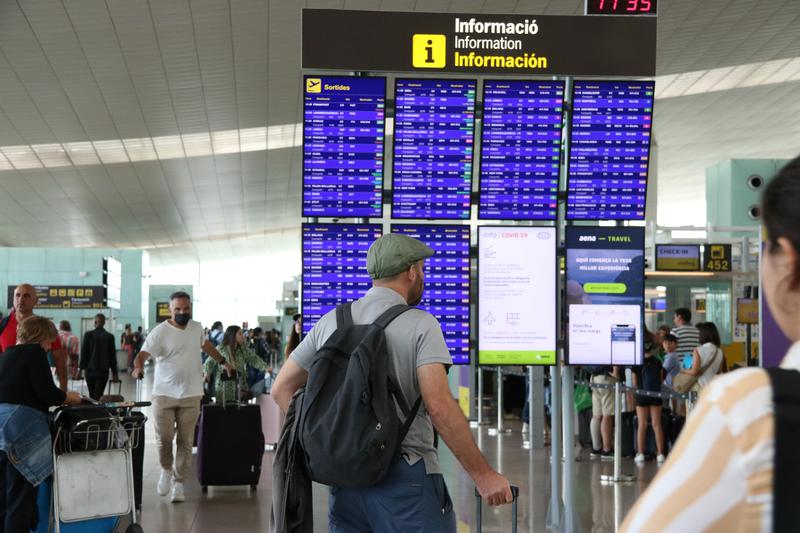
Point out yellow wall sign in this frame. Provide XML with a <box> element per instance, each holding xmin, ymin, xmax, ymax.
<box><xmin>412</xmin><ymin>34</ymin><xmax>446</xmax><ymax>68</ymax></box>
<box><xmin>305</xmin><ymin>78</ymin><xmax>321</xmax><ymax>93</ymax></box>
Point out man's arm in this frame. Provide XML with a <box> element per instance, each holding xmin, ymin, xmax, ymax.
<box><xmin>108</xmin><ymin>334</ymin><xmax>119</xmax><ymax>381</ymax></box>
<box><xmin>131</xmin><ymin>350</ymin><xmax>150</xmax><ymax>379</ymax></box>
<box><xmin>271</xmin><ymin>358</ymin><xmax>309</xmax><ymax>412</ymax></box>
<box><xmin>201</xmin><ymin>340</ymin><xmax>236</xmax><ymax>377</ymax></box>
<box><xmin>417</xmin><ymin>363</ymin><xmax>512</xmax><ymax>506</ymax></box>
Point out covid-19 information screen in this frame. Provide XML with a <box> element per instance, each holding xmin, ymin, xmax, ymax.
<box><xmin>479</xmin><ymin>80</ymin><xmax>564</xmax><ymax>220</ymax></box>
<box><xmin>392</xmin><ymin>79</ymin><xmax>476</xmax><ymax>220</ymax></box>
<box><xmin>391</xmin><ymin>224</ymin><xmax>471</xmax><ymax>365</ymax></box>
<box><xmin>301</xmin><ymin>224</ymin><xmax>382</xmax><ymax>335</ymax></box>
<box><xmin>567</xmin><ymin>80</ymin><xmax>655</xmax><ymax>220</ymax></box>
<box><xmin>302</xmin><ymin>76</ymin><xmax>386</xmax><ymax>218</ymax></box>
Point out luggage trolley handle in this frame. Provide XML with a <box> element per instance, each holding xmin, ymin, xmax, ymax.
<box><xmin>475</xmin><ymin>485</ymin><xmax>519</xmax><ymax>533</ymax></box>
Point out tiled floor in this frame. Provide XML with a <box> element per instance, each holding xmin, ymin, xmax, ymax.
<box><xmin>107</xmin><ymin>372</ymin><xmax>657</xmax><ymax>532</ymax></box>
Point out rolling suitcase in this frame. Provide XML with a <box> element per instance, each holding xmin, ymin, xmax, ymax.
<box><xmin>99</xmin><ymin>379</ymin><xmax>124</xmax><ymax>403</ymax></box>
<box><xmin>196</xmin><ymin>372</ymin><xmax>264</xmax><ymax>491</ymax></box>
<box><xmin>257</xmin><ymin>393</ymin><xmax>284</xmax><ymax>447</ymax></box>
<box><xmin>620</xmin><ymin>411</ymin><xmax>635</xmax><ymax>458</ymax></box>
<box><xmin>475</xmin><ymin>485</ymin><xmax>519</xmax><ymax>532</ymax></box>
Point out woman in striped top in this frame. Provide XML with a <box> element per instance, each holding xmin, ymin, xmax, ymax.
<box><xmin>622</xmin><ymin>155</ymin><xmax>800</xmax><ymax>533</ymax></box>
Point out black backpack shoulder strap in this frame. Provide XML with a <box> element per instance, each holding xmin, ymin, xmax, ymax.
<box><xmin>335</xmin><ymin>303</ymin><xmax>354</xmax><ymax>330</ymax></box>
<box><xmin>766</xmin><ymin>367</ymin><xmax>800</xmax><ymax>532</ymax></box>
<box><xmin>372</xmin><ymin>304</ymin><xmax>411</xmax><ymax>330</ymax></box>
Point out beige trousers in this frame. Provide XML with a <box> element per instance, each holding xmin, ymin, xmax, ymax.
<box><xmin>152</xmin><ymin>395</ymin><xmax>201</xmax><ymax>482</ymax></box>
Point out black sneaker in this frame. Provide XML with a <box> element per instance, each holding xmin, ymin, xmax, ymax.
<box><xmin>590</xmin><ymin>449</ymin><xmax>602</xmax><ymax>458</ymax></box>
<box><xmin>600</xmin><ymin>450</ymin><xmax>615</xmax><ymax>461</ymax></box>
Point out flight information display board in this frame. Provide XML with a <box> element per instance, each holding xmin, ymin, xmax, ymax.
<box><xmin>301</xmin><ymin>224</ymin><xmax>382</xmax><ymax>335</ymax></box>
<box><xmin>392</xmin><ymin>79</ymin><xmax>476</xmax><ymax>220</ymax></box>
<box><xmin>391</xmin><ymin>224</ymin><xmax>471</xmax><ymax>365</ymax></box>
<box><xmin>303</xmin><ymin>76</ymin><xmax>386</xmax><ymax>217</ymax></box>
<box><xmin>479</xmin><ymin>80</ymin><xmax>565</xmax><ymax>220</ymax></box>
<box><xmin>567</xmin><ymin>80</ymin><xmax>655</xmax><ymax>220</ymax></box>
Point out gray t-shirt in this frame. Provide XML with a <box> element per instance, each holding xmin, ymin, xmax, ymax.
<box><xmin>291</xmin><ymin>286</ymin><xmax>452</xmax><ymax>474</ymax></box>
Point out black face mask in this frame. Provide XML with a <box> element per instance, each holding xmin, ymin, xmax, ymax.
<box><xmin>174</xmin><ymin>313</ymin><xmax>191</xmax><ymax>326</ymax></box>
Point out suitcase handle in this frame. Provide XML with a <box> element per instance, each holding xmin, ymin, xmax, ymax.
<box><xmin>475</xmin><ymin>485</ymin><xmax>519</xmax><ymax>533</ymax></box>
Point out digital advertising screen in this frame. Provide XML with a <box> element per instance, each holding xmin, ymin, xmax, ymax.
<box><xmin>655</xmin><ymin>244</ymin><xmax>701</xmax><ymax>271</ymax></box>
<box><xmin>479</xmin><ymin>80</ymin><xmax>564</xmax><ymax>220</ymax></box>
<box><xmin>478</xmin><ymin>226</ymin><xmax>557</xmax><ymax>365</ymax></box>
<box><xmin>301</xmin><ymin>224</ymin><xmax>382</xmax><ymax>335</ymax></box>
<box><xmin>567</xmin><ymin>80</ymin><xmax>655</xmax><ymax>221</ymax></box>
<box><xmin>391</xmin><ymin>224</ymin><xmax>471</xmax><ymax>365</ymax></box>
<box><xmin>392</xmin><ymin>79</ymin><xmax>476</xmax><ymax>220</ymax></box>
<box><xmin>302</xmin><ymin>76</ymin><xmax>386</xmax><ymax>217</ymax></box>
<box><xmin>566</xmin><ymin>226</ymin><xmax>645</xmax><ymax>366</ymax></box>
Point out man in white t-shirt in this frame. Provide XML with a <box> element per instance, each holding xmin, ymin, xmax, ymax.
<box><xmin>132</xmin><ymin>291</ymin><xmax>233</xmax><ymax>503</ymax></box>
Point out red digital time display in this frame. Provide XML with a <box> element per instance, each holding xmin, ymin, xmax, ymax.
<box><xmin>586</xmin><ymin>0</ymin><xmax>657</xmax><ymax>15</ymax></box>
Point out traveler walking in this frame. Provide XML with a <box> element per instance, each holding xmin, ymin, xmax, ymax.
<box><xmin>272</xmin><ymin>234</ymin><xmax>512</xmax><ymax>532</ymax></box>
<box><xmin>131</xmin><ymin>291</ymin><xmax>233</xmax><ymax>503</ymax></box>
<box><xmin>121</xmin><ymin>324</ymin><xmax>136</xmax><ymax>370</ymax></box>
<box><xmin>79</xmin><ymin>313</ymin><xmax>119</xmax><ymax>400</ymax></box>
<box><xmin>0</xmin><ymin>316</ymin><xmax>81</xmax><ymax>532</ymax></box>
<box><xmin>58</xmin><ymin>321</ymin><xmax>80</xmax><ymax>380</ymax></box>
<box><xmin>205</xmin><ymin>325</ymin><xmax>270</xmax><ymax>399</ymax></box>
<box><xmin>0</xmin><ymin>284</ymin><xmax>68</xmax><ymax>391</ymax></box>
<box><xmin>622</xmin><ymin>155</ymin><xmax>800</xmax><ymax>532</ymax></box>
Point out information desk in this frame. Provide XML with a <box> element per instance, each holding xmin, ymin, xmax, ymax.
<box><xmin>392</xmin><ymin>79</ymin><xmax>476</xmax><ymax>220</ymax></box>
<box><xmin>303</xmin><ymin>76</ymin><xmax>386</xmax><ymax>217</ymax></box>
<box><xmin>567</xmin><ymin>80</ymin><xmax>655</xmax><ymax>220</ymax></box>
<box><xmin>391</xmin><ymin>224</ymin><xmax>471</xmax><ymax>365</ymax></box>
<box><xmin>479</xmin><ymin>80</ymin><xmax>564</xmax><ymax>220</ymax></box>
<box><xmin>301</xmin><ymin>224</ymin><xmax>382</xmax><ymax>334</ymax></box>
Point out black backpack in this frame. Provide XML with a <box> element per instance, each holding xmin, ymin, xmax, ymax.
<box><xmin>298</xmin><ymin>303</ymin><xmax>421</xmax><ymax>488</ymax></box>
<box><xmin>766</xmin><ymin>368</ymin><xmax>800</xmax><ymax>531</ymax></box>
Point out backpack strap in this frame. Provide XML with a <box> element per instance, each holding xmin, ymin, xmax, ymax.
<box><xmin>335</xmin><ymin>303</ymin><xmax>354</xmax><ymax>330</ymax></box>
<box><xmin>372</xmin><ymin>304</ymin><xmax>411</xmax><ymax>330</ymax></box>
<box><xmin>766</xmin><ymin>368</ymin><xmax>800</xmax><ymax>531</ymax></box>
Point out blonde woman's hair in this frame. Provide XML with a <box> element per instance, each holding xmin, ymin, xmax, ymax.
<box><xmin>16</xmin><ymin>316</ymin><xmax>58</xmax><ymax>345</ymax></box>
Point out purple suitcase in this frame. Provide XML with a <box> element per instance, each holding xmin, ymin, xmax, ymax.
<box><xmin>196</xmin><ymin>376</ymin><xmax>264</xmax><ymax>490</ymax></box>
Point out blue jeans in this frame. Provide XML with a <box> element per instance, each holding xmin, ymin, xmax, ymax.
<box><xmin>329</xmin><ymin>459</ymin><xmax>456</xmax><ymax>533</ymax></box>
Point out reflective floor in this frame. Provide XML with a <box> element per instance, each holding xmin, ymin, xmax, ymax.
<box><xmin>105</xmin><ymin>372</ymin><xmax>657</xmax><ymax>532</ymax></box>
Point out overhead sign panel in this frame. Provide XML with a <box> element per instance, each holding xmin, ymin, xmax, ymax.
<box><xmin>479</xmin><ymin>80</ymin><xmax>564</xmax><ymax>220</ymax></box>
<box><xmin>478</xmin><ymin>226</ymin><xmax>557</xmax><ymax>365</ymax></box>
<box><xmin>7</xmin><ymin>285</ymin><xmax>106</xmax><ymax>310</ymax></box>
<box><xmin>302</xmin><ymin>10</ymin><xmax>656</xmax><ymax>76</ymax></box>
<box><xmin>301</xmin><ymin>224</ymin><xmax>382</xmax><ymax>335</ymax></box>
<box><xmin>655</xmin><ymin>244</ymin><xmax>701</xmax><ymax>271</ymax></box>
<box><xmin>392</xmin><ymin>79</ymin><xmax>476</xmax><ymax>220</ymax></box>
<box><xmin>391</xmin><ymin>225</ymin><xmax>471</xmax><ymax>365</ymax></box>
<box><xmin>303</xmin><ymin>76</ymin><xmax>386</xmax><ymax>218</ymax></box>
<box><xmin>704</xmin><ymin>244</ymin><xmax>732</xmax><ymax>272</ymax></box>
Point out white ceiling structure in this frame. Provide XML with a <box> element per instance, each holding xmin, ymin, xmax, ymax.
<box><xmin>0</xmin><ymin>0</ymin><xmax>799</xmax><ymax>266</ymax></box>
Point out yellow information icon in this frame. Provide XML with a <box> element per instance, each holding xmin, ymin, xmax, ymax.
<box><xmin>306</xmin><ymin>78</ymin><xmax>322</xmax><ymax>93</ymax></box>
<box><xmin>412</xmin><ymin>34</ymin><xmax>446</xmax><ymax>68</ymax></box>
<box><xmin>710</xmin><ymin>245</ymin><xmax>724</xmax><ymax>259</ymax></box>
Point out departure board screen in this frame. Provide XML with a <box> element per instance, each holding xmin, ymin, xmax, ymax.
<box><xmin>567</xmin><ymin>80</ymin><xmax>655</xmax><ymax>220</ymax></box>
<box><xmin>301</xmin><ymin>224</ymin><xmax>382</xmax><ymax>335</ymax></box>
<box><xmin>479</xmin><ymin>80</ymin><xmax>565</xmax><ymax>220</ymax></box>
<box><xmin>392</xmin><ymin>224</ymin><xmax>471</xmax><ymax>364</ymax></box>
<box><xmin>302</xmin><ymin>76</ymin><xmax>386</xmax><ymax>217</ymax></box>
<box><xmin>392</xmin><ymin>79</ymin><xmax>476</xmax><ymax>220</ymax></box>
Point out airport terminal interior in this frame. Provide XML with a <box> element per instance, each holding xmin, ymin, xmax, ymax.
<box><xmin>1</xmin><ymin>0</ymin><xmax>799</xmax><ymax>532</ymax></box>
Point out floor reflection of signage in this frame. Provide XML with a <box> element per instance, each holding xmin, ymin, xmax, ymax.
<box><xmin>704</xmin><ymin>244</ymin><xmax>732</xmax><ymax>272</ymax></box>
<box><xmin>6</xmin><ymin>285</ymin><xmax>105</xmax><ymax>309</ymax></box>
<box><xmin>155</xmin><ymin>302</ymin><xmax>171</xmax><ymax>323</ymax></box>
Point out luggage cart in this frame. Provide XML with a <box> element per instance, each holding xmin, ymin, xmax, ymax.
<box><xmin>51</xmin><ymin>401</ymin><xmax>150</xmax><ymax>533</ymax></box>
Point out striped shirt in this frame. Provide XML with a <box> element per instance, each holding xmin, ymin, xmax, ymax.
<box><xmin>621</xmin><ymin>342</ymin><xmax>800</xmax><ymax>533</ymax></box>
<box><xmin>672</xmin><ymin>324</ymin><xmax>701</xmax><ymax>358</ymax></box>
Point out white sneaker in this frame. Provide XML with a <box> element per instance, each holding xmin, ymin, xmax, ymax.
<box><xmin>521</xmin><ymin>422</ymin><xmax>530</xmax><ymax>434</ymax></box>
<box><xmin>170</xmin><ymin>481</ymin><xmax>185</xmax><ymax>503</ymax></box>
<box><xmin>657</xmin><ymin>454</ymin><xmax>666</xmax><ymax>465</ymax></box>
<box><xmin>157</xmin><ymin>469</ymin><xmax>172</xmax><ymax>496</ymax></box>
<box><xmin>634</xmin><ymin>453</ymin><xmax>646</xmax><ymax>464</ymax></box>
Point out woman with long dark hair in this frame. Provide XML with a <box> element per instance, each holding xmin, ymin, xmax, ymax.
<box><xmin>284</xmin><ymin>314</ymin><xmax>302</xmax><ymax>361</ymax></box>
<box><xmin>204</xmin><ymin>325</ymin><xmax>269</xmax><ymax>401</ymax></box>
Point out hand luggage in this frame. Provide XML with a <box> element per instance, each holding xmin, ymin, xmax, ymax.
<box><xmin>667</xmin><ymin>414</ymin><xmax>686</xmax><ymax>450</ymax></box>
<box><xmin>257</xmin><ymin>393</ymin><xmax>284</xmax><ymax>447</ymax></box>
<box><xmin>633</xmin><ymin>415</ymin><xmax>658</xmax><ymax>457</ymax></box>
<box><xmin>578</xmin><ymin>408</ymin><xmax>593</xmax><ymax>448</ymax></box>
<box><xmin>620</xmin><ymin>411</ymin><xmax>635</xmax><ymax>458</ymax></box>
<box><xmin>196</xmin><ymin>372</ymin><xmax>264</xmax><ymax>490</ymax></box>
<box><xmin>475</xmin><ymin>485</ymin><xmax>519</xmax><ymax>533</ymax></box>
<box><xmin>99</xmin><ymin>379</ymin><xmax>124</xmax><ymax>403</ymax></box>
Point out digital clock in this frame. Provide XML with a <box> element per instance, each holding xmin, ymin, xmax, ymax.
<box><xmin>586</xmin><ymin>0</ymin><xmax>657</xmax><ymax>16</ymax></box>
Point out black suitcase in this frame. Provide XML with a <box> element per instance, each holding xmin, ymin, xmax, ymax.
<box><xmin>196</xmin><ymin>374</ymin><xmax>264</xmax><ymax>490</ymax></box>
<box><xmin>633</xmin><ymin>415</ymin><xmax>658</xmax><ymax>457</ymax></box>
<box><xmin>620</xmin><ymin>411</ymin><xmax>635</xmax><ymax>458</ymax></box>
<box><xmin>476</xmin><ymin>485</ymin><xmax>519</xmax><ymax>533</ymax></box>
<box><xmin>668</xmin><ymin>414</ymin><xmax>686</xmax><ymax>450</ymax></box>
<box><xmin>578</xmin><ymin>408</ymin><xmax>593</xmax><ymax>448</ymax></box>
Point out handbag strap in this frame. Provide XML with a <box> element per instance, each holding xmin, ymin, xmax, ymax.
<box><xmin>697</xmin><ymin>347</ymin><xmax>721</xmax><ymax>376</ymax></box>
<box><xmin>766</xmin><ymin>368</ymin><xmax>800</xmax><ymax>531</ymax></box>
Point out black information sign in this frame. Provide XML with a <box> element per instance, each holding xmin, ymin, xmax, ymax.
<box><xmin>703</xmin><ymin>244</ymin><xmax>733</xmax><ymax>272</ymax></box>
<box><xmin>586</xmin><ymin>0</ymin><xmax>657</xmax><ymax>16</ymax></box>
<box><xmin>302</xmin><ymin>10</ymin><xmax>656</xmax><ymax>76</ymax></box>
<box><xmin>7</xmin><ymin>285</ymin><xmax>106</xmax><ymax>310</ymax></box>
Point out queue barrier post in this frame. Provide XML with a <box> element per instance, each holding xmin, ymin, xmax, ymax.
<box><xmin>600</xmin><ymin>381</ymin><xmax>636</xmax><ymax>484</ymax></box>
<box><xmin>489</xmin><ymin>367</ymin><xmax>512</xmax><ymax>436</ymax></box>
<box><xmin>546</xmin><ymin>362</ymin><xmax>563</xmax><ymax>529</ymax></box>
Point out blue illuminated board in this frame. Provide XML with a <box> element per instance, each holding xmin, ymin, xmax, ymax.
<box><xmin>479</xmin><ymin>80</ymin><xmax>564</xmax><ymax>220</ymax></box>
<box><xmin>392</xmin><ymin>79</ymin><xmax>476</xmax><ymax>220</ymax></box>
<box><xmin>567</xmin><ymin>80</ymin><xmax>655</xmax><ymax>220</ymax></box>
<box><xmin>391</xmin><ymin>224</ymin><xmax>471</xmax><ymax>365</ymax></box>
<box><xmin>301</xmin><ymin>224</ymin><xmax>382</xmax><ymax>335</ymax></box>
<box><xmin>303</xmin><ymin>76</ymin><xmax>386</xmax><ymax>217</ymax></box>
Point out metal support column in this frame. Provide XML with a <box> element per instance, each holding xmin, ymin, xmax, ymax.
<box><xmin>489</xmin><ymin>368</ymin><xmax>511</xmax><ymax>436</ymax></box>
<box><xmin>546</xmin><ymin>361</ymin><xmax>563</xmax><ymax>529</ymax></box>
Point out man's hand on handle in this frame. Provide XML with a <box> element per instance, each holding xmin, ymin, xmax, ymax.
<box><xmin>222</xmin><ymin>361</ymin><xmax>236</xmax><ymax>377</ymax></box>
<box><xmin>64</xmin><ymin>391</ymin><xmax>83</xmax><ymax>405</ymax></box>
<box><xmin>476</xmin><ymin>470</ymin><xmax>514</xmax><ymax>507</ymax></box>
<box><xmin>131</xmin><ymin>366</ymin><xmax>144</xmax><ymax>380</ymax></box>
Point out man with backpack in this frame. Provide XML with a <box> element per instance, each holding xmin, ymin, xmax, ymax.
<box><xmin>272</xmin><ymin>233</ymin><xmax>512</xmax><ymax>532</ymax></box>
